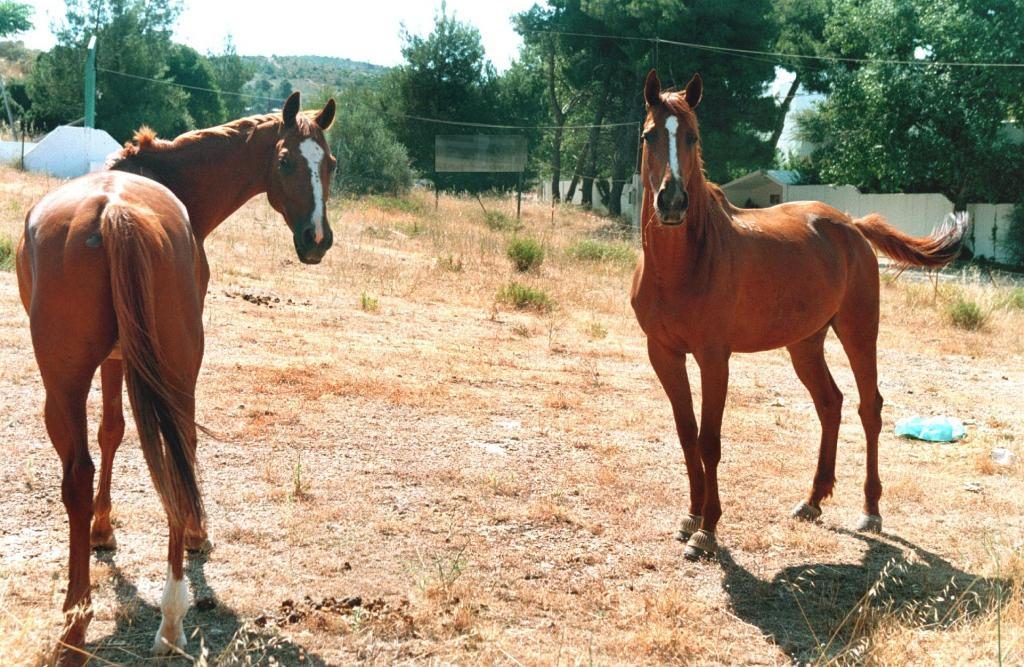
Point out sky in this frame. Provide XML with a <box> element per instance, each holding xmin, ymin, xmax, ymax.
<box><xmin>19</xmin><ymin>0</ymin><xmax>538</xmax><ymax>71</ymax></box>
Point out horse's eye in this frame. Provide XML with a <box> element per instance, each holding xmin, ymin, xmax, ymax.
<box><xmin>686</xmin><ymin>132</ymin><xmax>697</xmax><ymax>147</ymax></box>
<box><xmin>327</xmin><ymin>158</ymin><xmax>337</xmax><ymax>173</ymax></box>
<box><xmin>643</xmin><ymin>130</ymin><xmax>655</xmax><ymax>144</ymax></box>
<box><xmin>279</xmin><ymin>156</ymin><xmax>293</xmax><ymax>174</ymax></box>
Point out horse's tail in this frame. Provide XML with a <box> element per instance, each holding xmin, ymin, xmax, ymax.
<box><xmin>101</xmin><ymin>203</ymin><xmax>203</xmax><ymax>530</ymax></box>
<box><xmin>853</xmin><ymin>211</ymin><xmax>969</xmax><ymax>268</ymax></box>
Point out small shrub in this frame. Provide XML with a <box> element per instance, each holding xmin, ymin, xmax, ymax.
<box><xmin>436</xmin><ymin>254</ymin><xmax>464</xmax><ymax>273</ymax></box>
<box><xmin>567</xmin><ymin>239</ymin><xmax>636</xmax><ymax>268</ymax></box>
<box><xmin>497</xmin><ymin>282</ymin><xmax>554</xmax><ymax>312</ymax></box>
<box><xmin>484</xmin><ymin>210</ymin><xmax>521</xmax><ymax>232</ymax></box>
<box><xmin>0</xmin><ymin>234</ymin><xmax>14</xmax><ymax>271</ymax></box>
<box><xmin>947</xmin><ymin>297</ymin><xmax>986</xmax><ymax>330</ymax></box>
<box><xmin>507</xmin><ymin>237</ymin><xmax>544</xmax><ymax>272</ymax></box>
<box><xmin>360</xmin><ymin>292</ymin><xmax>380</xmax><ymax>313</ymax></box>
<box><xmin>585</xmin><ymin>321</ymin><xmax>608</xmax><ymax>340</ymax></box>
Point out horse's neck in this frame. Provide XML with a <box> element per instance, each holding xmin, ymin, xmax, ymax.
<box><xmin>119</xmin><ymin>130</ymin><xmax>273</xmax><ymax>241</ymax></box>
<box><xmin>641</xmin><ymin>182</ymin><xmax>724</xmax><ymax>289</ymax></box>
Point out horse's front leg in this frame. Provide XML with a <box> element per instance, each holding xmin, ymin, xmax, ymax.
<box><xmin>686</xmin><ymin>348</ymin><xmax>731</xmax><ymax>560</ymax></box>
<box><xmin>647</xmin><ymin>339</ymin><xmax>704</xmax><ymax>542</ymax></box>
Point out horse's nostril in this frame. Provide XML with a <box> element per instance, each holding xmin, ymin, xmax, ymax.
<box><xmin>680</xmin><ymin>191</ymin><xmax>689</xmax><ymax>210</ymax></box>
<box><xmin>302</xmin><ymin>226</ymin><xmax>316</xmax><ymax>246</ymax></box>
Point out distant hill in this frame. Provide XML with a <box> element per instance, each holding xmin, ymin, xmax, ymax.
<box><xmin>241</xmin><ymin>55</ymin><xmax>388</xmax><ymax>105</ymax></box>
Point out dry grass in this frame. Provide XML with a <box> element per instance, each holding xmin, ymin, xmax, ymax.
<box><xmin>1</xmin><ymin>166</ymin><xmax>1022</xmax><ymax>665</ymax></box>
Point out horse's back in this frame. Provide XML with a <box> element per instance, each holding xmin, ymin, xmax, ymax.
<box><xmin>19</xmin><ymin>171</ymin><xmax>193</xmax><ymax>299</ymax></box>
<box><xmin>18</xmin><ymin>172</ymin><xmax>197</xmax><ymax>369</ymax></box>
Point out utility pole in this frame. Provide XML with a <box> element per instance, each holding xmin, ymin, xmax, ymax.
<box><xmin>84</xmin><ymin>35</ymin><xmax>97</xmax><ymax>128</ymax></box>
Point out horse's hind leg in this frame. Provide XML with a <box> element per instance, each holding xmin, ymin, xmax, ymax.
<box><xmin>31</xmin><ymin>315</ymin><xmax>112</xmax><ymax>661</ymax></box>
<box><xmin>786</xmin><ymin>327</ymin><xmax>843</xmax><ymax>522</ymax></box>
<box><xmin>647</xmin><ymin>339</ymin><xmax>704</xmax><ymax>542</ymax></box>
<box><xmin>834</xmin><ymin>308</ymin><xmax>884</xmax><ymax>533</ymax></box>
<box><xmin>91</xmin><ymin>358</ymin><xmax>124</xmax><ymax>550</ymax></box>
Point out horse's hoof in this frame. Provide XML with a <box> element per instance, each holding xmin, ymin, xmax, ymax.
<box><xmin>152</xmin><ymin>629</ymin><xmax>187</xmax><ymax>656</ymax></box>
<box><xmin>791</xmin><ymin>501</ymin><xmax>822</xmax><ymax>522</ymax></box>
<box><xmin>683</xmin><ymin>529</ymin><xmax>717</xmax><ymax>561</ymax></box>
<box><xmin>90</xmin><ymin>531</ymin><xmax>117</xmax><ymax>551</ymax></box>
<box><xmin>856</xmin><ymin>514</ymin><xmax>883</xmax><ymax>533</ymax></box>
<box><xmin>186</xmin><ymin>537</ymin><xmax>214</xmax><ymax>554</ymax></box>
<box><xmin>675</xmin><ymin>513</ymin><xmax>703</xmax><ymax>542</ymax></box>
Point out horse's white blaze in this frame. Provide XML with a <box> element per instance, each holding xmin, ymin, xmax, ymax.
<box><xmin>665</xmin><ymin>116</ymin><xmax>681</xmax><ymax>180</ymax></box>
<box><xmin>153</xmin><ymin>566</ymin><xmax>189</xmax><ymax>655</ymax></box>
<box><xmin>300</xmin><ymin>139</ymin><xmax>325</xmax><ymax>244</ymax></box>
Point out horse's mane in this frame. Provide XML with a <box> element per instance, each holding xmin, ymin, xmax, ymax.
<box><xmin>109</xmin><ymin>111</ymin><xmax>321</xmax><ymax>168</ymax></box>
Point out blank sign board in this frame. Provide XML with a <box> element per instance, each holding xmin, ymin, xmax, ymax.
<box><xmin>435</xmin><ymin>135</ymin><xmax>527</xmax><ymax>173</ymax></box>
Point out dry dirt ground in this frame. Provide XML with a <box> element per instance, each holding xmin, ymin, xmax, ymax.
<box><xmin>0</xmin><ymin>165</ymin><xmax>1022</xmax><ymax>665</ymax></box>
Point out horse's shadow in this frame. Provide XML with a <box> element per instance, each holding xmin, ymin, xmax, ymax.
<box><xmin>719</xmin><ymin>528</ymin><xmax>1009</xmax><ymax>664</ymax></box>
<box><xmin>86</xmin><ymin>551</ymin><xmax>327</xmax><ymax>666</ymax></box>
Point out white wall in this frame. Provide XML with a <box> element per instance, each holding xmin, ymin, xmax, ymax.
<box><xmin>0</xmin><ymin>140</ymin><xmax>38</xmax><ymax>164</ymax></box>
<box><xmin>967</xmin><ymin>204</ymin><xmax>1014</xmax><ymax>263</ymax></box>
<box><xmin>540</xmin><ymin>176</ymin><xmax>642</xmax><ymax>227</ymax></box>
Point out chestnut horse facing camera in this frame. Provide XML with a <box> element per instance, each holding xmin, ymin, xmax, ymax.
<box><xmin>16</xmin><ymin>92</ymin><xmax>336</xmax><ymax>663</ymax></box>
<box><xmin>632</xmin><ymin>70</ymin><xmax>967</xmax><ymax>561</ymax></box>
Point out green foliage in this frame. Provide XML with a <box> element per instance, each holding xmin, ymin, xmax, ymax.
<box><xmin>387</xmin><ymin>4</ymin><xmax>533</xmax><ymax>194</ymax></box>
<box><xmin>166</xmin><ymin>44</ymin><xmax>226</xmax><ymax>129</ymax></box>
<box><xmin>1003</xmin><ymin>202</ymin><xmax>1024</xmax><ymax>268</ymax></box>
<box><xmin>517</xmin><ymin>0</ymin><xmax>779</xmax><ymax>195</ymax></box>
<box><xmin>0</xmin><ymin>233</ymin><xmax>14</xmax><ymax>271</ymax></box>
<box><xmin>208</xmin><ymin>36</ymin><xmax>254</xmax><ymax>119</ymax></box>
<box><xmin>566</xmin><ymin>239</ymin><xmax>635</xmax><ymax>267</ymax></box>
<box><xmin>360</xmin><ymin>292</ymin><xmax>380</xmax><ymax>313</ymax></box>
<box><xmin>584</xmin><ymin>321</ymin><xmax>608</xmax><ymax>340</ymax></box>
<box><xmin>796</xmin><ymin>0</ymin><xmax>1024</xmax><ymax>207</ymax></box>
<box><xmin>366</xmin><ymin>194</ymin><xmax>423</xmax><ymax>215</ymax></box>
<box><xmin>947</xmin><ymin>297</ymin><xmax>986</xmax><ymax>330</ymax></box>
<box><xmin>484</xmin><ymin>210</ymin><xmax>520</xmax><ymax>232</ymax></box>
<box><xmin>497</xmin><ymin>282</ymin><xmax>554</xmax><ymax>312</ymax></box>
<box><xmin>327</xmin><ymin>84</ymin><xmax>413</xmax><ymax>196</ymax></box>
<box><xmin>507</xmin><ymin>237</ymin><xmax>544</xmax><ymax>272</ymax></box>
<box><xmin>0</xmin><ymin>1</ymin><xmax>31</xmax><ymax>38</ymax></box>
<box><xmin>1001</xmin><ymin>288</ymin><xmax>1024</xmax><ymax>311</ymax></box>
<box><xmin>28</xmin><ymin>0</ymin><xmax>193</xmax><ymax>141</ymax></box>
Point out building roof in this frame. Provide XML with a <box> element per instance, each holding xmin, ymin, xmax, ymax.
<box><xmin>721</xmin><ymin>169</ymin><xmax>802</xmax><ymax>190</ymax></box>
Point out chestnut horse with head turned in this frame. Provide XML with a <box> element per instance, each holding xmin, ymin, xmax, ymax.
<box><xmin>16</xmin><ymin>92</ymin><xmax>336</xmax><ymax>662</ymax></box>
<box><xmin>631</xmin><ymin>70</ymin><xmax>967</xmax><ymax>561</ymax></box>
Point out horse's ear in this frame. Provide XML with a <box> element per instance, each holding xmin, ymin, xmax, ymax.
<box><xmin>315</xmin><ymin>98</ymin><xmax>336</xmax><ymax>131</ymax></box>
<box><xmin>282</xmin><ymin>92</ymin><xmax>301</xmax><ymax>128</ymax></box>
<box><xmin>685</xmin><ymin>73</ymin><xmax>703</xmax><ymax>109</ymax></box>
<box><xmin>644</xmin><ymin>69</ymin><xmax>661</xmax><ymax>108</ymax></box>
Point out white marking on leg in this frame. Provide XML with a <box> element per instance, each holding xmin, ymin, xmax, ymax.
<box><xmin>665</xmin><ymin>116</ymin><xmax>681</xmax><ymax>180</ymax></box>
<box><xmin>153</xmin><ymin>566</ymin><xmax>189</xmax><ymax>655</ymax></box>
<box><xmin>299</xmin><ymin>138</ymin><xmax>326</xmax><ymax>244</ymax></box>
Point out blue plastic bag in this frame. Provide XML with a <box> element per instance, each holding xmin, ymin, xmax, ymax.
<box><xmin>894</xmin><ymin>416</ymin><xmax>966</xmax><ymax>442</ymax></box>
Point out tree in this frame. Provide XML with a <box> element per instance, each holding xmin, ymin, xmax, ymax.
<box><xmin>275</xmin><ymin>78</ymin><xmax>294</xmax><ymax>102</ymax></box>
<box><xmin>768</xmin><ymin>0</ymin><xmax>831</xmax><ymax>152</ymax></box>
<box><xmin>166</xmin><ymin>44</ymin><xmax>226</xmax><ymax>130</ymax></box>
<box><xmin>516</xmin><ymin>0</ymin><xmax>780</xmax><ymax>216</ymax></box>
<box><xmin>209</xmin><ymin>36</ymin><xmax>253</xmax><ymax>119</ymax></box>
<box><xmin>323</xmin><ymin>80</ymin><xmax>414</xmax><ymax>195</ymax></box>
<box><xmin>797</xmin><ymin>0</ymin><xmax>1024</xmax><ymax>207</ymax></box>
<box><xmin>0</xmin><ymin>1</ymin><xmax>32</xmax><ymax>38</ymax></box>
<box><xmin>27</xmin><ymin>0</ymin><xmax>191</xmax><ymax>141</ymax></box>
<box><xmin>387</xmin><ymin>2</ymin><xmax>505</xmax><ymax>191</ymax></box>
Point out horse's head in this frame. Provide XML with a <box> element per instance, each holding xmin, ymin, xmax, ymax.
<box><xmin>267</xmin><ymin>92</ymin><xmax>338</xmax><ymax>264</ymax></box>
<box><xmin>641</xmin><ymin>69</ymin><xmax>703</xmax><ymax>226</ymax></box>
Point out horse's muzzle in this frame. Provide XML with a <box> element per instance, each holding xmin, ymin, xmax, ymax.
<box><xmin>656</xmin><ymin>183</ymin><xmax>689</xmax><ymax>225</ymax></box>
<box><xmin>294</xmin><ymin>223</ymin><xmax>333</xmax><ymax>264</ymax></box>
